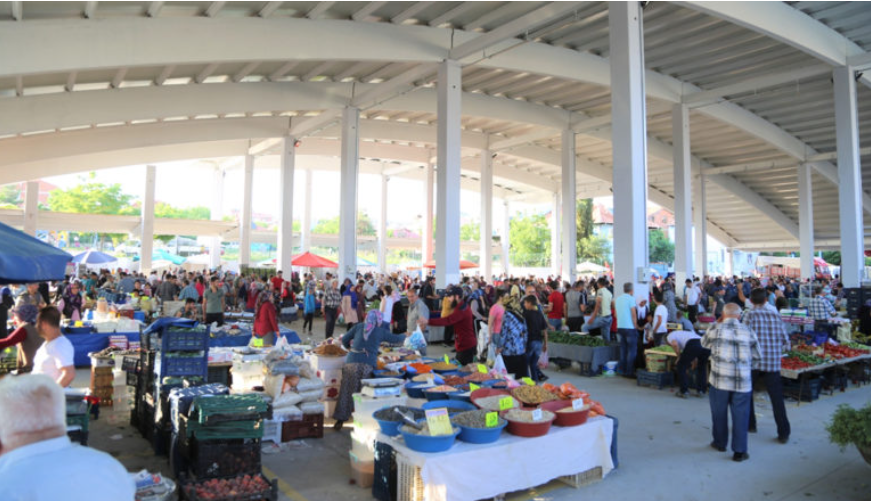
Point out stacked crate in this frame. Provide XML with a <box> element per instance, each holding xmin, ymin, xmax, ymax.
<box><xmin>167</xmin><ymin>383</ymin><xmax>230</xmax><ymax>477</ymax></box>
<box><xmin>311</xmin><ymin>354</ymin><xmax>344</xmax><ymax>420</ymax></box>
<box><xmin>90</xmin><ymin>355</ymin><xmax>115</xmax><ymax>406</ymax></box>
<box><xmin>180</xmin><ymin>394</ymin><xmax>270</xmax><ymax>480</ymax></box>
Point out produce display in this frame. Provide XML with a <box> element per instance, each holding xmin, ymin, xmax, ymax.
<box><xmin>511</xmin><ymin>385</ymin><xmax>559</xmax><ymax>405</ymax></box>
<box><xmin>402</xmin><ymin>422</ymin><xmax>460</xmax><ymax>436</ymax></box>
<box><xmin>647</xmin><ymin>345</ymin><xmax>676</xmax><ymax>354</ymax></box>
<box><xmin>313</xmin><ymin>343</ymin><xmax>347</xmax><ymax>356</ymax></box>
<box><xmin>503</xmin><ymin>409</ymin><xmax>555</xmax><ymax>423</ymax></box>
<box><xmin>823</xmin><ymin>344</ymin><xmax>869</xmax><ymax>360</ymax></box>
<box><xmin>441</xmin><ymin>375</ymin><xmax>467</xmax><ymax>386</ymax></box>
<box><xmin>474</xmin><ymin>395</ymin><xmax>520</xmax><ymax>411</ymax></box>
<box><xmin>373</xmin><ymin>406</ymin><xmax>426</xmax><ymax>422</ymax></box>
<box><xmin>428</xmin><ymin>362</ymin><xmax>457</xmax><ymax>371</ymax></box>
<box><xmin>452</xmin><ymin>410</ymin><xmax>507</xmax><ymax>429</ymax></box>
<box><xmin>425</xmin><ymin>385</ymin><xmax>459</xmax><ymax>393</ymax></box>
<box><xmin>183</xmin><ymin>474</ymin><xmax>272</xmax><ymax>500</ymax></box>
<box><xmin>842</xmin><ymin>342</ymin><xmax>871</xmax><ymax>352</ymax></box>
<box><xmin>463</xmin><ymin>372</ymin><xmax>493</xmax><ymax>383</ymax></box>
<box><xmin>548</xmin><ymin>332</ymin><xmax>607</xmax><ymax>347</ymax></box>
<box><xmin>412</xmin><ymin>374</ymin><xmax>437</xmax><ymax>382</ymax></box>
<box><xmin>406</xmin><ymin>363</ymin><xmax>433</xmax><ymax>373</ymax></box>
<box><xmin>541</xmin><ymin>383</ymin><xmax>605</xmax><ymax>416</ymax></box>
<box><xmin>379</xmin><ymin>371</ymin><xmax>403</xmax><ymax>377</ymax></box>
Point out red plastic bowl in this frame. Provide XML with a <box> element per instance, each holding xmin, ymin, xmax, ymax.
<box><xmin>500</xmin><ymin>409</ymin><xmax>555</xmax><ymax>437</ymax></box>
<box><xmin>540</xmin><ymin>400</ymin><xmax>590</xmax><ymax>427</ymax></box>
<box><xmin>470</xmin><ymin>388</ymin><xmax>511</xmax><ymax>409</ymax></box>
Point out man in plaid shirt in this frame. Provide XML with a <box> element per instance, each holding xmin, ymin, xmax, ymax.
<box><xmin>743</xmin><ymin>288</ymin><xmax>791</xmax><ymax>443</ymax></box>
<box><xmin>809</xmin><ymin>286</ymin><xmax>837</xmax><ymax>337</ymax></box>
<box><xmin>702</xmin><ymin>303</ymin><xmax>761</xmax><ymax>462</ymax></box>
<box><xmin>321</xmin><ymin>280</ymin><xmax>343</xmax><ymax>338</ymax></box>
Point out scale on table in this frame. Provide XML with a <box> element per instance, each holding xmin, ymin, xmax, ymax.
<box><xmin>360</xmin><ymin>377</ymin><xmax>405</xmax><ymax>397</ymax></box>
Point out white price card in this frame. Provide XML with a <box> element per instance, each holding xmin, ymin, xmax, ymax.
<box><xmin>572</xmin><ymin>398</ymin><xmax>585</xmax><ymax>410</ymax></box>
<box><xmin>532</xmin><ymin>408</ymin><xmax>543</xmax><ymax>421</ymax></box>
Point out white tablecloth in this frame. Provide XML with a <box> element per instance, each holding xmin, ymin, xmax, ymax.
<box><xmin>379</xmin><ymin>416</ymin><xmax>614</xmax><ymax>501</ymax></box>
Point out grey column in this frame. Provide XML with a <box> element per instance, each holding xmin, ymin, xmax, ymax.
<box><xmin>239</xmin><ymin>155</ymin><xmax>254</xmax><ymax>267</ymax></box>
<box><xmin>561</xmin><ymin>129</ymin><xmax>577</xmax><ymax>283</ymax></box>
<box><xmin>834</xmin><ymin>66</ymin><xmax>864</xmax><ymax>288</ymax></box>
<box><xmin>140</xmin><ymin>166</ymin><xmax>156</xmax><ymax>272</ymax></box>
<box><xmin>797</xmin><ymin>163</ymin><xmax>815</xmax><ymax>281</ymax></box>
<box><xmin>338</xmin><ymin>107</ymin><xmax>360</xmax><ymax>281</ymax></box>
<box><xmin>480</xmin><ymin>150</ymin><xmax>493</xmax><ymax>281</ymax></box>
<box><xmin>672</xmin><ymin>103</ymin><xmax>694</xmax><ymax>286</ymax></box>
<box><xmin>435</xmin><ymin>59</ymin><xmax>462</xmax><ymax>288</ymax></box>
<box><xmin>276</xmin><ymin>137</ymin><xmax>296</xmax><ymax>275</ymax></box>
<box><xmin>23</xmin><ymin>180</ymin><xmax>38</xmax><ymax>236</ymax></box>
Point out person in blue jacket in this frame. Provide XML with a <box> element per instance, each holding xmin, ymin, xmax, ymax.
<box><xmin>302</xmin><ymin>287</ymin><xmax>316</xmax><ymax>335</ymax></box>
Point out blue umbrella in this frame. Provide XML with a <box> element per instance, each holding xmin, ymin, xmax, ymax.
<box><xmin>0</xmin><ymin>221</ymin><xmax>72</xmax><ymax>284</ymax></box>
<box><xmin>72</xmin><ymin>249</ymin><xmax>118</xmax><ymax>265</ymax></box>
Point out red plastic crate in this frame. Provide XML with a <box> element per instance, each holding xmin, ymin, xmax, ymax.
<box><xmin>280</xmin><ymin>413</ymin><xmax>324</xmax><ymax>441</ymax></box>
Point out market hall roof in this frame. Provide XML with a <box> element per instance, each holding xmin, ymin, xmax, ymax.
<box><xmin>0</xmin><ymin>1</ymin><xmax>869</xmax><ymax>252</ymax></box>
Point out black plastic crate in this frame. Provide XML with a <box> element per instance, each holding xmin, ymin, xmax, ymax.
<box><xmin>187</xmin><ymin>438</ymin><xmax>262</xmax><ymax>480</ymax></box>
<box><xmin>180</xmin><ymin>473</ymin><xmax>278</xmax><ymax>501</ymax></box>
<box><xmin>127</xmin><ymin>371</ymin><xmax>139</xmax><ymax>387</ymax></box>
<box><xmin>161</xmin><ymin>354</ymin><xmax>208</xmax><ymax>378</ymax></box>
<box><xmin>67</xmin><ymin>428</ymin><xmax>88</xmax><ymax>446</ymax></box>
<box><xmin>163</xmin><ymin>329</ymin><xmax>210</xmax><ymax>352</ymax></box>
<box><xmin>636</xmin><ymin>370</ymin><xmax>674</xmax><ymax>389</ymax></box>
<box><xmin>783</xmin><ymin>376</ymin><xmax>822</xmax><ymax>402</ymax></box>
<box><xmin>207</xmin><ymin>365</ymin><xmax>230</xmax><ymax>386</ymax></box>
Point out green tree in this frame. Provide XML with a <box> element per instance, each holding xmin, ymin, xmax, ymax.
<box><xmin>312</xmin><ymin>212</ymin><xmax>377</xmax><ymax>236</ymax></box>
<box><xmin>47</xmin><ymin>181</ymin><xmax>132</xmax><ymax>215</ymax></box>
<box><xmin>460</xmin><ymin>221</ymin><xmax>480</xmax><ymax>241</ymax></box>
<box><xmin>510</xmin><ymin>213</ymin><xmax>551</xmax><ymax>267</ymax></box>
<box><xmin>0</xmin><ymin>184</ymin><xmax>20</xmax><ymax>206</ymax></box>
<box><xmin>822</xmin><ymin>251</ymin><xmax>841</xmax><ymax>266</ymax></box>
<box><xmin>577</xmin><ymin>235</ymin><xmax>611</xmax><ymax>265</ymax></box>
<box><xmin>576</xmin><ymin>199</ymin><xmax>594</xmax><ymax>240</ymax></box>
<box><xmin>648</xmin><ymin>229</ymin><xmax>675</xmax><ymax>264</ymax></box>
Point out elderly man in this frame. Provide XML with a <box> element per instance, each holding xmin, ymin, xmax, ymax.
<box><xmin>0</xmin><ymin>374</ymin><xmax>135</xmax><ymax>500</ymax></box>
<box><xmin>743</xmin><ymin>288</ymin><xmax>791</xmax><ymax>443</ymax></box>
<box><xmin>809</xmin><ymin>286</ymin><xmax>838</xmax><ymax>338</ymax></box>
<box><xmin>321</xmin><ymin>279</ymin><xmax>342</xmax><ymax>338</ymax></box>
<box><xmin>702</xmin><ymin>303</ymin><xmax>761</xmax><ymax>462</ymax></box>
<box><xmin>31</xmin><ymin>307</ymin><xmax>75</xmax><ymax>388</ymax></box>
<box><xmin>15</xmin><ymin>283</ymin><xmax>46</xmax><ymax>310</ymax></box>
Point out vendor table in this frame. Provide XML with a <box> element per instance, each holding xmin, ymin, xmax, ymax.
<box><xmin>780</xmin><ymin>353</ymin><xmax>871</xmax><ymax>405</ymax></box>
<box><xmin>377</xmin><ymin>416</ymin><xmax>614</xmax><ymax>501</ymax></box>
<box><xmin>67</xmin><ymin>328</ymin><xmax>301</xmax><ymax>367</ymax></box>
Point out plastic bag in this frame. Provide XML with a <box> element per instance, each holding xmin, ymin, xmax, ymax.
<box><xmin>297</xmin><ymin>389</ymin><xmax>322</xmax><ymax>403</ymax></box>
<box><xmin>487</xmin><ymin>343</ymin><xmax>496</xmax><ymax>365</ymax></box>
<box><xmin>404</xmin><ymin>327</ymin><xmax>427</xmax><ymax>351</ymax></box>
<box><xmin>267</xmin><ymin>359</ymin><xmax>300</xmax><ymax>376</ymax></box>
<box><xmin>295</xmin><ymin>377</ymin><xmax>325</xmax><ymax>393</ymax></box>
<box><xmin>273</xmin><ymin>391</ymin><xmax>303</xmax><ymax>409</ymax></box>
<box><xmin>477</xmin><ymin>324</ymin><xmax>489</xmax><ymax>360</ymax></box>
<box><xmin>538</xmin><ymin>350</ymin><xmax>549</xmax><ymax>370</ymax></box>
<box><xmin>492</xmin><ymin>354</ymin><xmax>507</xmax><ymax>375</ymax></box>
<box><xmin>299</xmin><ymin>401</ymin><xmax>325</xmax><ymax>415</ymax></box>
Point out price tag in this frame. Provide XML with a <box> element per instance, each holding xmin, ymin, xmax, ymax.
<box><xmin>521</xmin><ymin>377</ymin><xmax>535</xmax><ymax>386</ymax></box>
<box><xmin>353</xmin><ymin>394</ymin><xmax>361</xmax><ymax>404</ymax></box>
<box><xmin>251</xmin><ymin>337</ymin><xmax>264</xmax><ymax>347</ymax></box>
<box><xmin>532</xmin><ymin>408</ymin><xmax>543</xmax><ymax>421</ymax></box>
<box><xmin>477</xmin><ymin>364</ymin><xmax>488</xmax><ymax>374</ymax></box>
<box><xmin>572</xmin><ymin>398</ymin><xmax>585</xmax><ymax>411</ymax></box>
<box><xmin>469</xmin><ymin>383</ymin><xmax>480</xmax><ymax>392</ymax></box>
<box><xmin>443</xmin><ymin>355</ymin><xmax>451</xmax><ymax>364</ymax></box>
<box><xmin>485</xmin><ymin>412</ymin><xmax>499</xmax><ymax>428</ymax></box>
<box><xmin>425</xmin><ymin>408</ymin><xmax>453</xmax><ymax>436</ymax></box>
<box><xmin>498</xmin><ymin>396</ymin><xmax>514</xmax><ymax>411</ymax></box>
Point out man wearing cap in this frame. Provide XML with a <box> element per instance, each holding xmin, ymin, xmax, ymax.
<box><xmin>418</xmin><ymin>286</ymin><xmax>477</xmax><ymax>365</ymax></box>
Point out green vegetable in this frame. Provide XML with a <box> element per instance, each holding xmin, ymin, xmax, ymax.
<box><xmin>826</xmin><ymin>402</ymin><xmax>871</xmax><ymax>451</ymax></box>
<box><xmin>549</xmin><ymin>331</ymin><xmax>607</xmax><ymax>347</ymax></box>
<box><xmin>786</xmin><ymin>350</ymin><xmax>825</xmax><ymax>365</ymax></box>
<box><xmin>648</xmin><ymin>345</ymin><xmax>676</xmax><ymax>354</ymax></box>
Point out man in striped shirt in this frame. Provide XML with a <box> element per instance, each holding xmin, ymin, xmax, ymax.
<box><xmin>701</xmin><ymin>303</ymin><xmax>761</xmax><ymax>462</ymax></box>
<box><xmin>743</xmin><ymin>288</ymin><xmax>791</xmax><ymax>444</ymax></box>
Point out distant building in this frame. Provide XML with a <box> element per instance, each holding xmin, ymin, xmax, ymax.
<box><xmin>13</xmin><ymin>180</ymin><xmax>58</xmax><ymax>206</ymax></box>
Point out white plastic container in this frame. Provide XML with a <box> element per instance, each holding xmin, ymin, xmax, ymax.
<box><xmin>310</xmin><ymin>354</ymin><xmax>346</xmax><ymax>371</ymax></box>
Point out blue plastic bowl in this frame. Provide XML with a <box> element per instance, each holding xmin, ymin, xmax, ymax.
<box><xmin>373</xmin><ymin>408</ymin><xmax>424</xmax><ymax>436</ymax></box>
<box><xmin>423</xmin><ymin>387</ymin><xmax>459</xmax><ymax>401</ymax></box>
<box><xmin>421</xmin><ymin>400</ymin><xmax>477</xmax><ymax>415</ymax></box>
<box><xmin>400</xmin><ymin>422</ymin><xmax>460</xmax><ymax>453</ymax></box>
<box><xmin>447</xmin><ymin>391</ymin><xmax>473</xmax><ymax>404</ymax></box>
<box><xmin>406</xmin><ymin>382</ymin><xmax>435</xmax><ymax>399</ymax></box>
<box><xmin>457</xmin><ymin>420</ymin><xmax>508</xmax><ymax>444</ymax></box>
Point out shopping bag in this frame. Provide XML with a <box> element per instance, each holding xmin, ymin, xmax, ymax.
<box><xmin>405</xmin><ymin>326</ymin><xmax>427</xmax><ymax>351</ymax></box>
<box><xmin>477</xmin><ymin>324</ymin><xmax>489</xmax><ymax>360</ymax></box>
<box><xmin>493</xmin><ymin>354</ymin><xmax>507</xmax><ymax>375</ymax></box>
<box><xmin>538</xmin><ymin>350</ymin><xmax>549</xmax><ymax>370</ymax></box>
<box><xmin>487</xmin><ymin>343</ymin><xmax>496</xmax><ymax>366</ymax></box>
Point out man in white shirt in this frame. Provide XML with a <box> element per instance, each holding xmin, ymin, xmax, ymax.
<box><xmin>0</xmin><ymin>374</ymin><xmax>135</xmax><ymax>500</ymax></box>
<box><xmin>667</xmin><ymin>330</ymin><xmax>711</xmax><ymax>398</ymax></box>
<box><xmin>648</xmin><ymin>292</ymin><xmax>669</xmax><ymax>346</ymax></box>
<box><xmin>684</xmin><ymin>279</ymin><xmax>701</xmax><ymax>324</ymax></box>
<box><xmin>31</xmin><ymin>307</ymin><xmax>75</xmax><ymax>388</ymax></box>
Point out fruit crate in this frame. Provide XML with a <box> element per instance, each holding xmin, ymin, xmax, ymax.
<box><xmin>180</xmin><ymin>473</ymin><xmax>278</xmax><ymax>501</ymax></box>
<box><xmin>636</xmin><ymin>370</ymin><xmax>674</xmax><ymax>389</ymax></box>
<box><xmin>122</xmin><ymin>355</ymin><xmax>140</xmax><ymax>373</ymax></box>
<box><xmin>280</xmin><ymin>413</ymin><xmax>324</xmax><ymax>441</ymax></box>
<box><xmin>207</xmin><ymin>365</ymin><xmax>231</xmax><ymax>386</ymax></box>
<box><xmin>163</xmin><ymin>328</ymin><xmax>210</xmax><ymax>352</ymax></box>
<box><xmin>187</xmin><ymin>438</ymin><xmax>262</xmax><ymax>480</ymax></box>
<box><xmin>160</xmin><ymin>353</ymin><xmax>208</xmax><ymax>378</ymax></box>
<box><xmin>127</xmin><ymin>371</ymin><xmax>139</xmax><ymax>387</ymax></box>
<box><xmin>644</xmin><ymin>352</ymin><xmax>675</xmax><ymax>373</ymax></box>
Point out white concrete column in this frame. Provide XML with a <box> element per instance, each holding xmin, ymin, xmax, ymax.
<box><xmin>550</xmin><ymin>192</ymin><xmax>561</xmax><ymax>277</ymax></box>
<box><xmin>834</xmin><ymin>66</ymin><xmax>864</xmax><ymax>288</ymax></box>
<box><xmin>423</xmin><ymin>161</ymin><xmax>434</xmax><ymax>263</ymax></box>
<box><xmin>693</xmin><ymin>167</ymin><xmax>708</xmax><ymax>278</ymax></box>
<box><xmin>277</xmin><ymin>137</ymin><xmax>296</xmax><ymax>275</ymax></box>
<box><xmin>23</xmin><ymin>180</ymin><xmax>38</xmax><ymax>236</ymax></box>
<box><xmin>724</xmin><ymin>248</ymin><xmax>734</xmax><ymax>277</ymax></box>
<box><xmin>302</xmin><ymin>169</ymin><xmax>313</xmax><ymax>253</ymax></box>
<box><xmin>798</xmin><ymin>163</ymin><xmax>815</xmax><ymax>281</ymax></box>
<box><xmin>338</xmin><ymin>107</ymin><xmax>360</xmax><ymax>281</ymax></box>
<box><xmin>378</xmin><ymin>174</ymin><xmax>389</xmax><ymax>273</ymax></box>
<box><xmin>672</xmin><ymin>103</ymin><xmax>693</xmax><ymax>286</ymax></box>
<box><xmin>239</xmin><ymin>155</ymin><xmax>254</xmax><ymax>267</ymax></box>
<box><xmin>140</xmin><ymin>166</ymin><xmax>156</xmax><ymax>273</ymax></box>
<box><xmin>561</xmin><ymin>129</ymin><xmax>577</xmax><ymax>283</ymax></box>
<box><xmin>210</xmin><ymin>168</ymin><xmax>224</xmax><ymax>270</ymax></box>
<box><xmin>502</xmin><ymin>201</ymin><xmax>511</xmax><ymax>276</ymax></box>
<box><xmin>435</xmin><ymin>59</ymin><xmax>462</xmax><ymax>288</ymax></box>
<box><xmin>480</xmin><ymin>150</ymin><xmax>493</xmax><ymax>281</ymax></box>
<box><xmin>609</xmin><ymin>1</ymin><xmax>649</xmax><ymax>298</ymax></box>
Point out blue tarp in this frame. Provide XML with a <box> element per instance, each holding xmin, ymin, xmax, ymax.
<box><xmin>0</xmin><ymin>221</ymin><xmax>72</xmax><ymax>284</ymax></box>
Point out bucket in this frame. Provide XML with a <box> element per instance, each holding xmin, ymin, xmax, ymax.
<box><xmin>603</xmin><ymin>361</ymin><xmax>618</xmax><ymax>376</ymax></box>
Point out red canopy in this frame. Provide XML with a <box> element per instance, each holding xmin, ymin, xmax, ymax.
<box><xmin>423</xmin><ymin>259</ymin><xmax>478</xmax><ymax>270</ymax></box>
<box><xmin>291</xmin><ymin>252</ymin><xmax>338</xmax><ymax>268</ymax></box>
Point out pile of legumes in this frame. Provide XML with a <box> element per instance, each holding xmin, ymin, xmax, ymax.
<box><xmin>402</xmin><ymin>422</ymin><xmax>459</xmax><ymax>436</ymax></box>
<box><xmin>373</xmin><ymin>406</ymin><xmax>425</xmax><ymax>422</ymax></box>
<box><xmin>512</xmin><ymin>385</ymin><xmax>559</xmax><ymax>405</ymax></box>
<box><xmin>474</xmin><ymin>395</ymin><xmax>520</xmax><ymax>411</ymax></box>
<box><xmin>452</xmin><ymin>410</ymin><xmax>506</xmax><ymax>428</ymax></box>
<box><xmin>504</xmin><ymin>409</ymin><xmax>555</xmax><ymax>423</ymax></box>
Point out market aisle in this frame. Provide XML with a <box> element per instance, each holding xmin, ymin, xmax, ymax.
<box><xmin>74</xmin><ymin>316</ymin><xmax>871</xmax><ymax>501</ymax></box>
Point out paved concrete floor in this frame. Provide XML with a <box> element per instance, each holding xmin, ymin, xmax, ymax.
<box><xmin>77</xmin><ymin>317</ymin><xmax>871</xmax><ymax>501</ymax></box>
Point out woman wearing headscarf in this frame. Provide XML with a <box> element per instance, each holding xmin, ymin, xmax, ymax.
<box><xmin>496</xmin><ymin>289</ymin><xmax>529</xmax><ymax>379</ymax></box>
<box><xmin>332</xmin><ymin>310</ymin><xmax>408</xmax><ymax>430</ymax></box>
<box><xmin>341</xmin><ymin>282</ymin><xmax>359</xmax><ymax>330</ymax></box>
<box><xmin>57</xmin><ymin>282</ymin><xmax>84</xmax><ymax>322</ymax></box>
<box><xmin>252</xmin><ymin>290</ymin><xmax>279</xmax><ymax>346</ymax></box>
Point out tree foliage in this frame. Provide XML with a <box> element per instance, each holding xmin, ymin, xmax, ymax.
<box><xmin>509</xmin><ymin>213</ymin><xmax>551</xmax><ymax>267</ymax></box>
<box><xmin>47</xmin><ymin>180</ymin><xmax>132</xmax><ymax>215</ymax></box>
<box><xmin>460</xmin><ymin>221</ymin><xmax>480</xmax><ymax>242</ymax></box>
<box><xmin>0</xmin><ymin>184</ymin><xmax>20</xmax><ymax>206</ymax></box>
<box><xmin>648</xmin><ymin>229</ymin><xmax>675</xmax><ymax>264</ymax></box>
<box><xmin>312</xmin><ymin>212</ymin><xmax>377</xmax><ymax>236</ymax></box>
<box><xmin>577</xmin><ymin>235</ymin><xmax>611</xmax><ymax>265</ymax></box>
